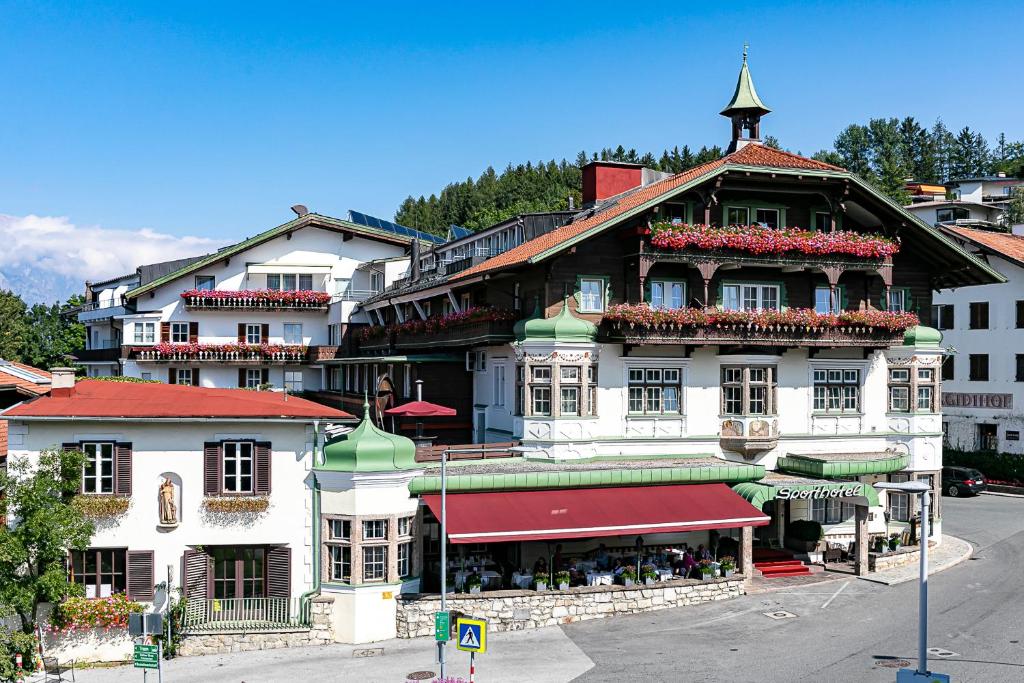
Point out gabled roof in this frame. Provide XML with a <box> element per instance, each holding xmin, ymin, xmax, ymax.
<box><xmin>943</xmin><ymin>226</ymin><xmax>1024</xmax><ymax>269</ymax></box>
<box><xmin>1</xmin><ymin>379</ymin><xmax>353</xmax><ymax>420</ymax></box>
<box><xmin>0</xmin><ymin>361</ymin><xmax>51</xmax><ymax>397</ymax></box>
<box><xmin>125</xmin><ymin>213</ymin><xmax>425</xmax><ymax>300</ymax></box>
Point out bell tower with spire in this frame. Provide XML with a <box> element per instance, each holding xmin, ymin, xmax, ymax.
<box><xmin>721</xmin><ymin>44</ymin><xmax>771</xmax><ymax>152</ymax></box>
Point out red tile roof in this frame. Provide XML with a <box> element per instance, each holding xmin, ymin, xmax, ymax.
<box><xmin>1</xmin><ymin>379</ymin><xmax>353</xmax><ymax>420</ymax></box>
<box><xmin>0</xmin><ymin>362</ymin><xmax>51</xmax><ymax>396</ymax></box>
<box><xmin>452</xmin><ymin>144</ymin><xmax>845</xmax><ymax>281</ymax></box>
<box><xmin>946</xmin><ymin>226</ymin><xmax>1024</xmax><ymax>266</ymax></box>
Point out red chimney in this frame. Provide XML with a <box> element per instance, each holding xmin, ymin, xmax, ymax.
<box><xmin>582</xmin><ymin>161</ymin><xmax>644</xmax><ymax>206</ymax></box>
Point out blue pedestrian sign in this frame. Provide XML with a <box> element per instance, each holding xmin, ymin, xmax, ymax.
<box><xmin>456</xmin><ymin>617</ymin><xmax>487</xmax><ymax>654</ymax></box>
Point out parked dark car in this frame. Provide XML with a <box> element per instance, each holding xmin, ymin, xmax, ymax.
<box><xmin>942</xmin><ymin>466</ymin><xmax>987</xmax><ymax>497</ymax></box>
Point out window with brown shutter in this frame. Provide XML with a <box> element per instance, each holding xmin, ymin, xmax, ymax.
<box><xmin>127</xmin><ymin>550</ymin><xmax>155</xmax><ymax>601</ymax></box>
<box><xmin>168</xmin><ymin>368</ymin><xmax>177</xmax><ymax>384</ymax></box>
<box><xmin>115</xmin><ymin>443</ymin><xmax>132</xmax><ymax>496</ymax></box>
<box><xmin>237</xmin><ymin>323</ymin><xmax>246</xmax><ymax>343</ymax></box>
<box><xmin>192</xmin><ymin>368</ymin><xmax>200</xmax><ymax>387</ymax></box>
<box><xmin>189</xmin><ymin>321</ymin><xmax>199</xmax><ymax>344</ymax></box>
<box><xmin>255</xmin><ymin>442</ymin><xmax>272</xmax><ymax>494</ymax></box>
<box><xmin>266</xmin><ymin>545</ymin><xmax>291</xmax><ymax>598</ymax></box>
<box><xmin>160</xmin><ymin>322</ymin><xmax>171</xmax><ymax>342</ymax></box>
<box><xmin>261</xmin><ymin>323</ymin><xmax>270</xmax><ymax>341</ymax></box>
<box><xmin>182</xmin><ymin>548</ymin><xmax>210</xmax><ymax>621</ymax></box>
<box><xmin>204</xmin><ymin>442</ymin><xmax>222</xmax><ymax>495</ymax></box>
<box><xmin>238</xmin><ymin>368</ymin><xmax>247</xmax><ymax>388</ymax></box>
<box><xmin>261</xmin><ymin>368</ymin><xmax>270</xmax><ymax>386</ymax></box>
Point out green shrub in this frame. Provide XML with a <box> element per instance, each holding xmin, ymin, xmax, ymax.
<box><xmin>88</xmin><ymin>375</ymin><xmax>160</xmax><ymax>383</ymax></box>
<box><xmin>944</xmin><ymin>449</ymin><xmax>1024</xmax><ymax>483</ymax></box>
<box><xmin>0</xmin><ymin>628</ymin><xmax>38</xmax><ymax>682</ymax></box>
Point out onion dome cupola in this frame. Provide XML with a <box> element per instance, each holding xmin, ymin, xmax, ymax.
<box><xmin>514</xmin><ymin>296</ymin><xmax>598</xmax><ymax>343</ymax></box>
<box><xmin>903</xmin><ymin>325</ymin><xmax>942</xmax><ymax>347</ymax></box>
<box><xmin>721</xmin><ymin>45</ymin><xmax>771</xmax><ymax>152</ymax></box>
<box><xmin>319</xmin><ymin>399</ymin><xmax>418</xmax><ymax>472</ymax></box>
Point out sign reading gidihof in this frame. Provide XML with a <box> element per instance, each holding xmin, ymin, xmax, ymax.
<box><xmin>776</xmin><ymin>484</ymin><xmax>862</xmax><ymax>500</ymax></box>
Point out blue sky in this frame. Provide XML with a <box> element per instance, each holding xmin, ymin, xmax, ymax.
<box><xmin>1</xmin><ymin>0</ymin><xmax>1022</xmax><ymax>253</ymax></box>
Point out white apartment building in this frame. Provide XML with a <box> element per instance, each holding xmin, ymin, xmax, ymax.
<box><xmin>905</xmin><ymin>173</ymin><xmax>1023</xmax><ymax>233</ymax></box>
<box><xmin>76</xmin><ymin>211</ymin><xmax>435</xmax><ymax>390</ymax></box>
<box><xmin>934</xmin><ymin>226</ymin><xmax>1024</xmax><ymax>453</ymax></box>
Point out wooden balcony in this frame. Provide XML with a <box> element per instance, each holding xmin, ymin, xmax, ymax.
<box><xmin>128</xmin><ymin>345</ymin><xmax>308</xmax><ymax>363</ymax></box>
<box><xmin>394</xmin><ymin>319</ymin><xmax>515</xmax><ymax>351</ymax></box>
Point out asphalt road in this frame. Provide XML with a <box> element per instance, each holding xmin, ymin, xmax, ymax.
<box><xmin>564</xmin><ymin>493</ymin><xmax>1024</xmax><ymax>682</ymax></box>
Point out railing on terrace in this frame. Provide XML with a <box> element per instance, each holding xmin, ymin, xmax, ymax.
<box><xmin>180</xmin><ymin>597</ymin><xmax>310</xmax><ymax>633</ymax></box>
<box><xmin>183</xmin><ymin>292</ymin><xmax>330</xmax><ymax>311</ymax></box>
<box><xmin>80</xmin><ymin>300</ymin><xmax>124</xmax><ymax>312</ymax></box>
<box><xmin>601</xmin><ymin>319</ymin><xmax>907</xmax><ymax>348</ymax></box>
<box><xmin>129</xmin><ymin>346</ymin><xmax>308</xmax><ymax>362</ymax></box>
<box><xmin>414</xmin><ymin>441</ymin><xmax>521</xmax><ymax>462</ymax></box>
<box><xmin>394</xmin><ymin>318</ymin><xmax>515</xmax><ymax>350</ymax></box>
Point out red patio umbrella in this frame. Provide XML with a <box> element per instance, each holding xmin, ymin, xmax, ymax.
<box><xmin>384</xmin><ymin>400</ymin><xmax>456</xmax><ymax>437</ymax></box>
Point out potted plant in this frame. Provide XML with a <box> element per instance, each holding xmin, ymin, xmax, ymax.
<box><xmin>888</xmin><ymin>533</ymin><xmax>902</xmax><ymax>552</ymax></box>
<box><xmin>619</xmin><ymin>566</ymin><xmax>637</xmax><ymax>587</ymax></box>
<box><xmin>698</xmin><ymin>559</ymin><xmax>715</xmax><ymax>581</ymax></box>
<box><xmin>718</xmin><ymin>556</ymin><xmax>736</xmax><ymax>578</ymax></box>
<box><xmin>640</xmin><ymin>564</ymin><xmax>658</xmax><ymax>586</ymax></box>
<box><xmin>785</xmin><ymin>519</ymin><xmax>824</xmax><ymax>553</ymax></box>
<box><xmin>873</xmin><ymin>536</ymin><xmax>886</xmax><ymax>554</ymax></box>
<box><xmin>466</xmin><ymin>574</ymin><xmax>483</xmax><ymax>594</ymax></box>
<box><xmin>533</xmin><ymin>572</ymin><xmax>549</xmax><ymax>591</ymax></box>
<box><xmin>554</xmin><ymin>571</ymin><xmax>571</xmax><ymax>591</ymax></box>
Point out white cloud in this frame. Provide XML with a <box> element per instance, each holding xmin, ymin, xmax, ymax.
<box><xmin>0</xmin><ymin>214</ymin><xmax>226</xmax><ymax>284</ymax></box>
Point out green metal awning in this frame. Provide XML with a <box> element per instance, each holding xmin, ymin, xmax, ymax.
<box><xmin>733</xmin><ymin>476</ymin><xmax>879</xmax><ymax>510</ymax></box>
<box><xmin>777</xmin><ymin>452</ymin><xmax>909</xmax><ymax>479</ymax></box>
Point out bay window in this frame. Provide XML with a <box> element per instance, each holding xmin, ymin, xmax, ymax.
<box><xmin>721</xmin><ymin>366</ymin><xmax>776</xmax><ymax>416</ymax></box>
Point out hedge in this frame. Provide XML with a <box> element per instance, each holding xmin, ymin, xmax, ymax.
<box><xmin>944</xmin><ymin>449</ymin><xmax>1024</xmax><ymax>485</ymax></box>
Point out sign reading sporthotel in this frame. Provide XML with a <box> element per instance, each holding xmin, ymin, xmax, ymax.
<box><xmin>776</xmin><ymin>483</ymin><xmax>862</xmax><ymax>500</ymax></box>
<box><xmin>942</xmin><ymin>392</ymin><xmax>1012</xmax><ymax>410</ymax></box>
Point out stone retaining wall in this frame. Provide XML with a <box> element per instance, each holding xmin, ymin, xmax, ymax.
<box><xmin>178</xmin><ymin>595</ymin><xmax>334</xmax><ymax>657</ymax></box>
<box><xmin>869</xmin><ymin>545</ymin><xmax>926</xmax><ymax>572</ymax></box>
<box><xmin>397</xmin><ymin>577</ymin><xmax>745</xmax><ymax>638</ymax></box>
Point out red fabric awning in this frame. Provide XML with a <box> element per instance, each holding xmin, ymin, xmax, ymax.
<box><xmin>421</xmin><ymin>483</ymin><xmax>769</xmax><ymax>544</ymax></box>
<box><xmin>383</xmin><ymin>400</ymin><xmax>457</xmax><ymax>417</ymax></box>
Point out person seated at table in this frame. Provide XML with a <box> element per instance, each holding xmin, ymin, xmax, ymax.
<box><xmin>592</xmin><ymin>543</ymin><xmax>610</xmax><ymax>570</ymax></box>
<box><xmin>696</xmin><ymin>544</ymin><xmax>712</xmax><ymax>561</ymax></box>
<box><xmin>532</xmin><ymin>556</ymin><xmax>548</xmax><ymax>576</ymax></box>
<box><xmin>612</xmin><ymin>558</ymin><xmax>626</xmax><ymax>576</ymax></box>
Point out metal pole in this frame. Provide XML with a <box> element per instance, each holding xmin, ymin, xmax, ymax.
<box><xmin>157</xmin><ymin>639</ymin><xmax>163</xmax><ymax>683</ymax></box>
<box><xmin>917</xmin><ymin>490</ymin><xmax>930</xmax><ymax>676</ymax></box>
<box><xmin>469</xmin><ymin>650</ymin><xmax>476</xmax><ymax>683</ymax></box>
<box><xmin>439</xmin><ymin>448</ymin><xmax>448</xmax><ymax>679</ymax></box>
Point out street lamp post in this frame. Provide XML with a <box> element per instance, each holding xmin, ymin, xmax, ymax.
<box><xmin>873</xmin><ymin>480</ymin><xmax>941</xmax><ymax>682</ymax></box>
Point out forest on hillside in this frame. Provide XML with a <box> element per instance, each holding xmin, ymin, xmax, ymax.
<box><xmin>394</xmin><ymin>118</ymin><xmax>1024</xmax><ymax>235</ymax></box>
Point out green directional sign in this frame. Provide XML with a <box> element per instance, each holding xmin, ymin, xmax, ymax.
<box><xmin>435</xmin><ymin>611</ymin><xmax>449</xmax><ymax>641</ymax></box>
<box><xmin>133</xmin><ymin>643</ymin><xmax>159</xmax><ymax>669</ymax></box>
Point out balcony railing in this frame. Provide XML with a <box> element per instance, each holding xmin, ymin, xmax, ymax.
<box><xmin>182</xmin><ymin>290</ymin><xmax>330</xmax><ymax>312</ymax></box>
<box><xmin>180</xmin><ymin>597</ymin><xmax>310</xmax><ymax>633</ymax></box>
<box><xmin>394</xmin><ymin>318</ymin><xmax>515</xmax><ymax>350</ymax></box>
<box><xmin>74</xmin><ymin>347</ymin><xmax>122</xmax><ymax>362</ymax></box>
<box><xmin>128</xmin><ymin>344</ymin><xmax>308</xmax><ymax>363</ymax></box>
<box><xmin>601</xmin><ymin>306</ymin><xmax>916</xmax><ymax>349</ymax></box>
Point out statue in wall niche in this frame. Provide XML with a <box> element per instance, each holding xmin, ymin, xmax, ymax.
<box><xmin>159</xmin><ymin>477</ymin><xmax>178</xmax><ymax>525</ymax></box>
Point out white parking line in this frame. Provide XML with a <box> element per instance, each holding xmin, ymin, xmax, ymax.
<box><xmin>820</xmin><ymin>580</ymin><xmax>850</xmax><ymax>609</ymax></box>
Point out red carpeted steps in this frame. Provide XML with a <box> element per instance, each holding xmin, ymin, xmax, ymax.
<box><xmin>752</xmin><ymin>548</ymin><xmax>812</xmax><ymax>578</ymax></box>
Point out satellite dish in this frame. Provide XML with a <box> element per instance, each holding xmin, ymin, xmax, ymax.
<box><xmin>291</xmin><ymin>204</ymin><xmax>309</xmax><ymax>217</ymax></box>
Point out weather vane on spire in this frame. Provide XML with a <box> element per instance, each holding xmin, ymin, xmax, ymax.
<box><xmin>743</xmin><ymin>42</ymin><xmax>749</xmax><ymax>62</ymax></box>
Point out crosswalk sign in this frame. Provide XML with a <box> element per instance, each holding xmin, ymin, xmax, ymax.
<box><xmin>456</xmin><ymin>617</ymin><xmax>487</xmax><ymax>654</ymax></box>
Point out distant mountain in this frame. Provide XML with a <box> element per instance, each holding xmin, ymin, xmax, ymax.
<box><xmin>0</xmin><ymin>265</ymin><xmax>83</xmax><ymax>305</ymax></box>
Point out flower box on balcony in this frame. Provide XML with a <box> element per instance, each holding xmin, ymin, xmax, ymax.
<box><xmin>182</xmin><ymin>289</ymin><xmax>330</xmax><ymax>311</ymax></box>
<box><xmin>647</xmin><ymin>223</ymin><xmax>899</xmax><ymax>261</ymax></box>
<box><xmin>358</xmin><ymin>307</ymin><xmax>517</xmax><ymax>351</ymax></box>
<box><xmin>130</xmin><ymin>343</ymin><xmax>308</xmax><ymax>362</ymax></box>
<box><xmin>602</xmin><ymin>305</ymin><xmax>917</xmax><ymax>348</ymax></box>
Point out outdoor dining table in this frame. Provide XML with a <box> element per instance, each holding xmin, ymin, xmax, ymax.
<box><xmin>455</xmin><ymin>570</ymin><xmax>501</xmax><ymax>589</ymax></box>
<box><xmin>586</xmin><ymin>572</ymin><xmax>614</xmax><ymax>586</ymax></box>
<box><xmin>655</xmin><ymin>568</ymin><xmax>674</xmax><ymax>581</ymax></box>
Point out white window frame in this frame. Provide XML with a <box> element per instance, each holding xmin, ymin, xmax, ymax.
<box><xmin>650</xmin><ymin>280</ymin><xmax>685</xmax><ymax>310</ymax></box>
<box><xmin>245</xmin><ymin>324</ymin><xmax>262</xmax><ymax>345</ymax></box>
<box><xmin>578</xmin><ymin>278</ymin><xmax>606</xmax><ymax>313</ymax></box>
<box><xmin>175</xmin><ymin>368</ymin><xmax>194</xmax><ymax>386</ymax></box>
<box><xmin>283</xmin><ymin>323</ymin><xmax>303</xmax><ymax>345</ymax></box>
<box><xmin>493</xmin><ymin>364</ymin><xmax>506</xmax><ymax>407</ymax></box>
<box><xmin>284</xmin><ymin>369</ymin><xmax>303</xmax><ymax>393</ymax></box>
<box><xmin>222</xmin><ymin>441</ymin><xmax>254</xmax><ymax>493</ymax></box>
<box><xmin>363</xmin><ymin>519</ymin><xmax>388</xmax><ymax>540</ymax></box>
<box><xmin>195</xmin><ymin>275</ymin><xmax>215</xmax><ymax>291</ymax></box>
<box><xmin>244</xmin><ymin>368</ymin><xmax>262</xmax><ymax>389</ymax></box>
<box><xmin>363</xmin><ymin>546</ymin><xmax>388</xmax><ymax>582</ymax></box>
<box><xmin>397</xmin><ymin>542</ymin><xmax>412</xmax><ymax>579</ymax></box>
<box><xmin>134</xmin><ymin>321</ymin><xmax>155</xmax><ymax>344</ymax></box>
<box><xmin>329</xmin><ymin>545</ymin><xmax>351</xmax><ymax>582</ymax></box>
<box><xmin>812</xmin><ymin>368</ymin><xmax>861</xmax><ymax>414</ymax></box>
<box><xmin>721</xmin><ymin>284</ymin><xmax>780</xmax><ymax>312</ymax></box>
<box><xmin>754</xmin><ymin>207</ymin><xmax>779</xmax><ymax>228</ymax></box>
<box><xmin>626</xmin><ymin>366</ymin><xmax>683</xmax><ymax>415</ymax></box>
<box><xmin>170</xmin><ymin>322</ymin><xmax>189</xmax><ymax>343</ymax></box>
<box><xmin>81</xmin><ymin>442</ymin><xmax>114</xmax><ymax>494</ymax></box>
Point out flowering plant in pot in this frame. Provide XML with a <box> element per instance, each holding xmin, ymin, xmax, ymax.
<box><xmin>554</xmin><ymin>571</ymin><xmax>571</xmax><ymax>590</ymax></box>
<box><xmin>618</xmin><ymin>566</ymin><xmax>637</xmax><ymax>587</ymax></box>
<box><xmin>888</xmin><ymin>533</ymin><xmax>902</xmax><ymax>551</ymax></box>
<box><xmin>718</xmin><ymin>556</ymin><xmax>736</xmax><ymax>578</ymax></box>
<box><xmin>466</xmin><ymin>573</ymin><xmax>483</xmax><ymax>594</ymax></box>
<box><xmin>698</xmin><ymin>559</ymin><xmax>715</xmax><ymax>580</ymax></box>
<box><xmin>533</xmin><ymin>572</ymin><xmax>549</xmax><ymax>591</ymax></box>
<box><xmin>640</xmin><ymin>564</ymin><xmax>658</xmax><ymax>586</ymax></box>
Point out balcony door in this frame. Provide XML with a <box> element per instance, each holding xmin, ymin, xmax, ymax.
<box><xmin>211</xmin><ymin>547</ymin><xmax>265</xmax><ymax>599</ymax></box>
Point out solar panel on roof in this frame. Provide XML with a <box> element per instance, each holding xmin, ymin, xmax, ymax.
<box><xmin>347</xmin><ymin>210</ymin><xmax>445</xmax><ymax>244</ymax></box>
<box><xmin>448</xmin><ymin>225</ymin><xmax>472</xmax><ymax>240</ymax></box>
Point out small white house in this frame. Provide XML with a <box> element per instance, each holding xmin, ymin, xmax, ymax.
<box><xmin>1</xmin><ymin>370</ymin><xmax>352</xmax><ymax>656</ymax></box>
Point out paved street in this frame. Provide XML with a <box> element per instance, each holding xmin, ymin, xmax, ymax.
<box><xmin>70</xmin><ymin>494</ymin><xmax>1021</xmax><ymax>682</ymax></box>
